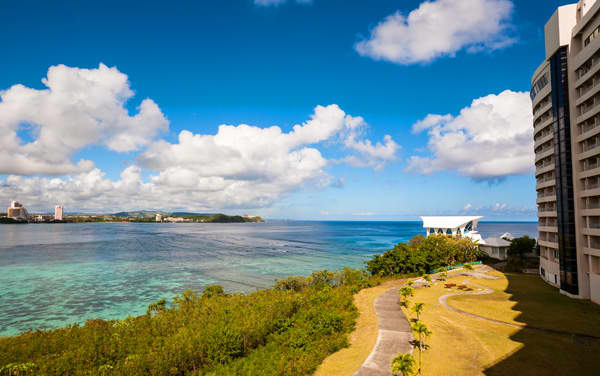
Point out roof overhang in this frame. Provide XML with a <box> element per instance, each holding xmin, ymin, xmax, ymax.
<box><xmin>420</xmin><ymin>216</ymin><xmax>484</xmax><ymax>229</ymax></box>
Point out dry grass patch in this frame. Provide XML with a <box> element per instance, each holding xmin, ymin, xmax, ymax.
<box><xmin>400</xmin><ymin>270</ymin><xmax>600</xmax><ymax>375</ymax></box>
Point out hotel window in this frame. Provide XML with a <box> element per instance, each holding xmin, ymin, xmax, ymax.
<box><xmin>554</xmin><ymin>250</ymin><xmax>560</xmax><ymax>259</ymax></box>
<box><xmin>585</xmin><ymin>25</ymin><xmax>600</xmax><ymax>46</ymax></box>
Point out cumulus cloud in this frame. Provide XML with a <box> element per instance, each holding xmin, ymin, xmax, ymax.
<box><xmin>355</xmin><ymin>0</ymin><xmax>515</xmax><ymax>64</ymax></box>
<box><xmin>0</xmin><ymin>64</ymin><xmax>168</xmax><ymax>175</ymax></box>
<box><xmin>407</xmin><ymin>90</ymin><xmax>533</xmax><ymax>181</ymax></box>
<box><xmin>463</xmin><ymin>203</ymin><xmax>473</xmax><ymax>211</ymax></box>
<box><xmin>0</xmin><ymin>104</ymin><xmax>399</xmax><ymax>211</ymax></box>
<box><xmin>254</xmin><ymin>0</ymin><xmax>313</xmax><ymax>6</ymax></box>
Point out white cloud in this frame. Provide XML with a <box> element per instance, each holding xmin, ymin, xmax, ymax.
<box><xmin>493</xmin><ymin>202</ymin><xmax>508</xmax><ymax>211</ymax></box>
<box><xmin>407</xmin><ymin>90</ymin><xmax>533</xmax><ymax>180</ymax></box>
<box><xmin>0</xmin><ymin>103</ymin><xmax>398</xmax><ymax>212</ymax></box>
<box><xmin>0</xmin><ymin>64</ymin><xmax>168</xmax><ymax>175</ymax></box>
<box><xmin>463</xmin><ymin>203</ymin><xmax>473</xmax><ymax>211</ymax></box>
<box><xmin>355</xmin><ymin>0</ymin><xmax>515</xmax><ymax>64</ymax></box>
<box><xmin>254</xmin><ymin>0</ymin><xmax>313</xmax><ymax>6</ymax></box>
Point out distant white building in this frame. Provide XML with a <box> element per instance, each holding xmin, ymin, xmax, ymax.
<box><xmin>7</xmin><ymin>201</ymin><xmax>28</xmax><ymax>221</ymax></box>
<box><xmin>54</xmin><ymin>205</ymin><xmax>64</xmax><ymax>221</ymax></box>
<box><xmin>479</xmin><ymin>237</ymin><xmax>511</xmax><ymax>260</ymax></box>
<box><xmin>421</xmin><ymin>216</ymin><xmax>484</xmax><ymax>243</ymax></box>
<box><xmin>155</xmin><ymin>213</ymin><xmax>162</xmax><ymax>222</ymax></box>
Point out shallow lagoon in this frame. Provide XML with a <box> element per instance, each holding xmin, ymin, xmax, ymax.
<box><xmin>0</xmin><ymin>220</ymin><xmax>536</xmax><ymax>336</ymax></box>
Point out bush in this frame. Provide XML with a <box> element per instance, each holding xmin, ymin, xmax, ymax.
<box><xmin>508</xmin><ymin>236</ymin><xmax>537</xmax><ymax>257</ymax></box>
<box><xmin>366</xmin><ymin>235</ymin><xmax>482</xmax><ymax>277</ymax></box>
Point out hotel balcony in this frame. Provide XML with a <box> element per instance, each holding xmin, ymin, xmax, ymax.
<box><xmin>538</xmin><ymin>210</ymin><xmax>558</xmax><ymax>218</ymax></box>
<box><xmin>582</xmin><ymin>227</ymin><xmax>600</xmax><ymax>236</ymax></box>
<box><xmin>536</xmin><ymin>195</ymin><xmax>556</xmax><ymax>204</ymax></box>
<box><xmin>535</xmin><ymin>163</ymin><xmax>555</xmax><ymax>177</ymax></box>
<box><xmin>534</xmin><ymin>133</ymin><xmax>554</xmax><ymax>149</ymax></box>
<box><xmin>535</xmin><ymin>148</ymin><xmax>555</xmax><ymax>163</ymax></box>
<box><xmin>534</xmin><ymin>116</ymin><xmax>554</xmax><ymax>135</ymax></box>
<box><xmin>536</xmin><ymin>179</ymin><xmax>556</xmax><ymax>190</ymax></box>
<box><xmin>538</xmin><ymin>225</ymin><xmax>558</xmax><ymax>233</ymax></box>
<box><xmin>538</xmin><ymin>239</ymin><xmax>559</xmax><ymax>249</ymax></box>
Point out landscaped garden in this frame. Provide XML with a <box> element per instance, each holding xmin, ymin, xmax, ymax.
<box><xmin>399</xmin><ymin>266</ymin><xmax>600</xmax><ymax>375</ymax></box>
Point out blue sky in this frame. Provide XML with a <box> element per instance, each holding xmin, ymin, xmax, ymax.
<box><xmin>0</xmin><ymin>0</ymin><xmax>568</xmax><ymax>220</ymax></box>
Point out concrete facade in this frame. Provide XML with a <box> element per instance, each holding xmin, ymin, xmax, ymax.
<box><xmin>533</xmin><ymin>0</ymin><xmax>600</xmax><ymax>303</ymax></box>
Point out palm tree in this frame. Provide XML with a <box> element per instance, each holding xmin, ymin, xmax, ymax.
<box><xmin>392</xmin><ymin>353</ymin><xmax>415</xmax><ymax>376</ymax></box>
<box><xmin>399</xmin><ymin>286</ymin><xmax>414</xmax><ymax>307</ymax></box>
<box><xmin>412</xmin><ymin>302</ymin><xmax>425</xmax><ymax>322</ymax></box>
<box><xmin>411</xmin><ymin>322</ymin><xmax>432</xmax><ymax>374</ymax></box>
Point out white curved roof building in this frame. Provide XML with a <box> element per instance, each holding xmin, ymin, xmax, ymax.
<box><xmin>420</xmin><ymin>216</ymin><xmax>484</xmax><ymax>243</ymax></box>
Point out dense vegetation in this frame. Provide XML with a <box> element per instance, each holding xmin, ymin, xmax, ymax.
<box><xmin>0</xmin><ymin>268</ymin><xmax>375</xmax><ymax>376</ymax></box>
<box><xmin>0</xmin><ymin>217</ymin><xmax>27</xmax><ymax>224</ymax></box>
<box><xmin>366</xmin><ymin>235</ymin><xmax>482</xmax><ymax>277</ymax></box>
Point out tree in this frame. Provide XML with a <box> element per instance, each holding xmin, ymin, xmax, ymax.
<box><xmin>439</xmin><ymin>271</ymin><xmax>448</xmax><ymax>281</ymax></box>
<box><xmin>409</xmin><ymin>234</ymin><xmax>426</xmax><ymax>247</ymax></box>
<box><xmin>202</xmin><ymin>285</ymin><xmax>225</xmax><ymax>298</ymax></box>
<box><xmin>411</xmin><ymin>322</ymin><xmax>432</xmax><ymax>375</ymax></box>
<box><xmin>399</xmin><ymin>286</ymin><xmax>414</xmax><ymax>307</ymax></box>
<box><xmin>407</xmin><ymin>280</ymin><xmax>414</xmax><ymax>287</ymax></box>
<box><xmin>508</xmin><ymin>236</ymin><xmax>537</xmax><ymax>257</ymax></box>
<box><xmin>412</xmin><ymin>303</ymin><xmax>424</xmax><ymax>322</ymax></box>
<box><xmin>422</xmin><ymin>274</ymin><xmax>432</xmax><ymax>287</ymax></box>
<box><xmin>392</xmin><ymin>353</ymin><xmax>415</xmax><ymax>376</ymax></box>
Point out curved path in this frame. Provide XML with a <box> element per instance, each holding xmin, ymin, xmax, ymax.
<box><xmin>353</xmin><ymin>287</ymin><xmax>413</xmax><ymax>376</ymax></box>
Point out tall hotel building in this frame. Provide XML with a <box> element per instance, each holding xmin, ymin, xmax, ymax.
<box><xmin>533</xmin><ymin>0</ymin><xmax>600</xmax><ymax>303</ymax></box>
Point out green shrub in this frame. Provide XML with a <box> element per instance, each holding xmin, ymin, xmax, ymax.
<box><xmin>366</xmin><ymin>235</ymin><xmax>482</xmax><ymax>277</ymax></box>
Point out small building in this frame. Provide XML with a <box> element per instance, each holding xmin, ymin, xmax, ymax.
<box><xmin>55</xmin><ymin>205</ymin><xmax>64</xmax><ymax>221</ymax></box>
<box><xmin>421</xmin><ymin>216</ymin><xmax>484</xmax><ymax>243</ymax></box>
<box><xmin>7</xmin><ymin>201</ymin><xmax>29</xmax><ymax>221</ymax></box>
<box><xmin>155</xmin><ymin>213</ymin><xmax>162</xmax><ymax>222</ymax></box>
<box><xmin>479</xmin><ymin>237</ymin><xmax>512</xmax><ymax>260</ymax></box>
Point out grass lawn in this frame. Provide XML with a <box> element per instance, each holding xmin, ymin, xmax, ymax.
<box><xmin>400</xmin><ymin>268</ymin><xmax>600</xmax><ymax>376</ymax></box>
<box><xmin>314</xmin><ymin>278</ymin><xmax>406</xmax><ymax>376</ymax></box>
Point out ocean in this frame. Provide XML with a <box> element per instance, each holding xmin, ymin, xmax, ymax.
<box><xmin>0</xmin><ymin>220</ymin><xmax>537</xmax><ymax>336</ymax></box>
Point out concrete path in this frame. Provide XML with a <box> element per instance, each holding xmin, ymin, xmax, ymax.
<box><xmin>354</xmin><ymin>287</ymin><xmax>413</xmax><ymax>376</ymax></box>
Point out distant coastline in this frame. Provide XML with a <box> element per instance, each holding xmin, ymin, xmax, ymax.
<box><xmin>0</xmin><ymin>212</ymin><xmax>264</xmax><ymax>224</ymax></box>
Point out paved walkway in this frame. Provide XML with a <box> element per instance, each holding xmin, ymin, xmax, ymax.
<box><xmin>354</xmin><ymin>287</ymin><xmax>413</xmax><ymax>376</ymax></box>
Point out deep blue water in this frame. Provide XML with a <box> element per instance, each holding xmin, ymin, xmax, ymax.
<box><xmin>0</xmin><ymin>220</ymin><xmax>537</xmax><ymax>336</ymax></box>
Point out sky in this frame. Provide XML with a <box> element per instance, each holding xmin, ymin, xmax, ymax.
<box><xmin>0</xmin><ymin>0</ymin><xmax>568</xmax><ymax>220</ymax></box>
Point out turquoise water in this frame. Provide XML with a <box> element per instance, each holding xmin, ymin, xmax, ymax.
<box><xmin>0</xmin><ymin>221</ymin><xmax>537</xmax><ymax>336</ymax></box>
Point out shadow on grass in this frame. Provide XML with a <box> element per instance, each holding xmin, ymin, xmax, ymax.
<box><xmin>483</xmin><ymin>269</ymin><xmax>600</xmax><ymax>376</ymax></box>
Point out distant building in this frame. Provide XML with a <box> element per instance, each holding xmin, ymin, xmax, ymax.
<box><xmin>165</xmin><ymin>217</ymin><xmax>184</xmax><ymax>223</ymax></box>
<box><xmin>479</xmin><ymin>237</ymin><xmax>512</xmax><ymax>261</ymax></box>
<box><xmin>7</xmin><ymin>201</ymin><xmax>28</xmax><ymax>221</ymax></box>
<box><xmin>421</xmin><ymin>216</ymin><xmax>484</xmax><ymax>243</ymax></box>
<box><xmin>55</xmin><ymin>205</ymin><xmax>63</xmax><ymax>221</ymax></box>
<box><xmin>156</xmin><ymin>213</ymin><xmax>162</xmax><ymax>222</ymax></box>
